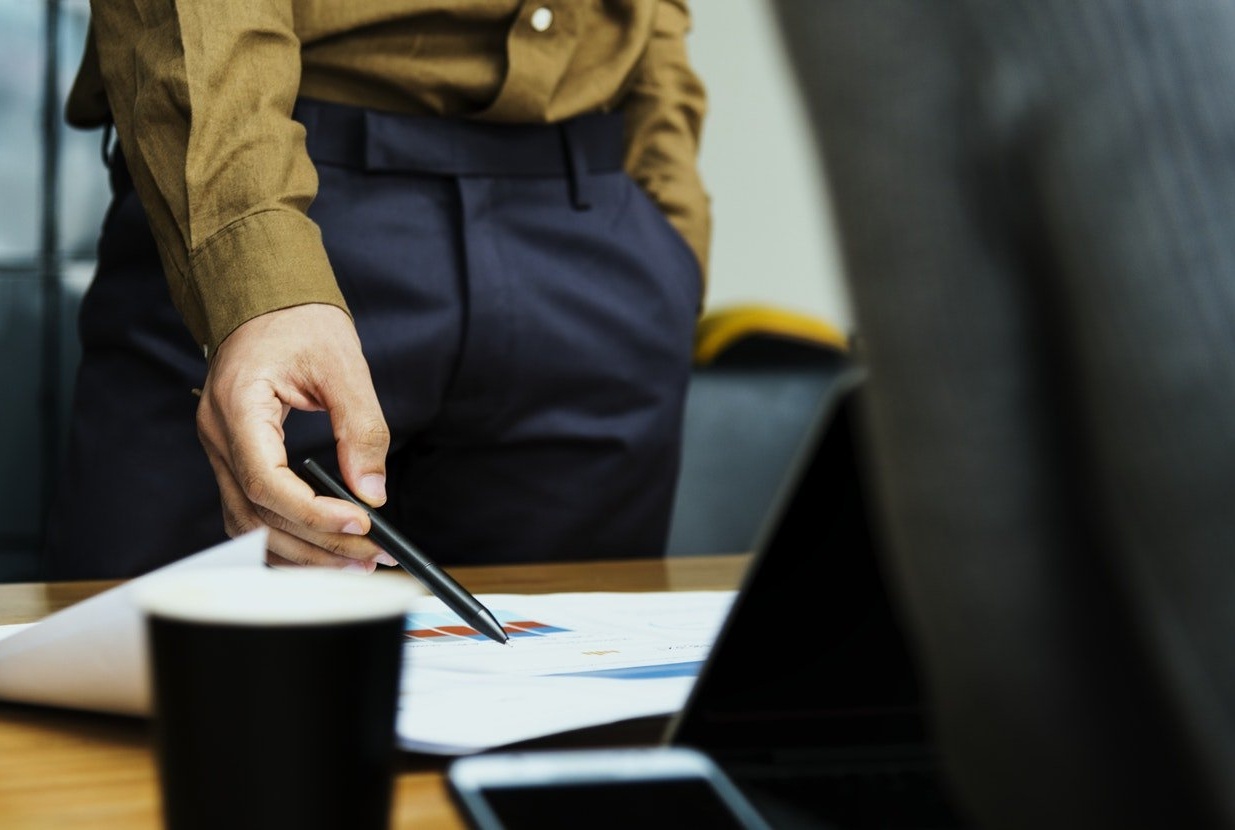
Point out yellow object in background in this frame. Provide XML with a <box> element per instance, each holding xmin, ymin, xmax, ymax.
<box><xmin>693</xmin><ymin>304</ymin><xmax>849</xmax><ymax>367</ymax></box>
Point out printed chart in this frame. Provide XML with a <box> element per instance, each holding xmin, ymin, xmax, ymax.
<box><xmin>395</xmin><ymin>590</ymin><xmax>735</xmax><ymax>753</ymax></box>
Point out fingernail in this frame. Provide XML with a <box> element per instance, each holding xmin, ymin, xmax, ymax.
<box><xmin>342</xmin><ymin>561</ymin><xmax>373</xmax><ymax>574</ymax></box>
<box><xmin>358</xmin><ymin>474</ymin><xmax>386</xmax><ymax>503</ymax></box>
<box><xmin>342</xmin><ymin>520</ymin><xmax>364</xmax><ymax>536</ymax></box>
<box><xmin>376</xmin><ymin>553</ymin><xmax>398</xmax><ymax>567</ymax></box>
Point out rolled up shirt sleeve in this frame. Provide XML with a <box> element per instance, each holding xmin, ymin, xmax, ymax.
<box><xmin>89</xmin><ymin>0</ymin><xmax>347</xmax><ymax>357</ymax></box>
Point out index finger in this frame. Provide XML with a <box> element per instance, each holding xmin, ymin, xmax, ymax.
<box><xmin>227</xmin><ymin>409</ymin><xmax>371</xmax><ymax>537</ymax></box>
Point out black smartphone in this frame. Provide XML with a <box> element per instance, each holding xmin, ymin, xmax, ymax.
<box><xmin>445</xmin><ymin>747</ymin><xmax>771</xmax><ymax>830</ymax></box>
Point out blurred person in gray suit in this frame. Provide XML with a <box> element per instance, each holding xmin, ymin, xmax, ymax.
<box><xmin>771</xmin><ymin>2</ymin><xmax>1235</xmax><ymax>828</ymax></box>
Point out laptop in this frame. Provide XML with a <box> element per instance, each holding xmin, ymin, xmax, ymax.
<box><xmin>661</xmin><ymin>368</ymin><xmax>972</xmax><ymax>829</ymax></box>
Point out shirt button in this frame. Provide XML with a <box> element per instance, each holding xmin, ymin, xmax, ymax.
<box><xmin>530</xmin><ymin>6</ymin><xmax>553</xmax><ymax>32</ymax></box>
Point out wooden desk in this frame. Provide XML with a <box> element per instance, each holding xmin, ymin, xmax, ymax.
<box><xmin>0</xmin><ymin>554</ymin><xmax>750</xmax><ymax>829</ymax></box>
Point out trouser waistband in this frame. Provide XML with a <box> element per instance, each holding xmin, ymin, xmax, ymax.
<box><xmin>293</xmin><ymin>97</ymin><xmax>625</xmax><ymax>209</ymax></box>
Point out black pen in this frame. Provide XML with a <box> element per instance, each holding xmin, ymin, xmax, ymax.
<box><xmin>299</xmin><ymin>458</ymin><xmax>509</xmax><ymax>645</ymax></box>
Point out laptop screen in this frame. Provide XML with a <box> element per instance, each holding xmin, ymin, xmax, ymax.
<box><xmin>664</xmin><ymin>370</ymin><xmax>929</xmax><ymax>761</ymax></box>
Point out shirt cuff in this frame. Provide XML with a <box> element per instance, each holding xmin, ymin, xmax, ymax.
<box><xmin>181</xmin><ymin>209</ymin><xmax>349</xmax><ymax>358</ymax></box>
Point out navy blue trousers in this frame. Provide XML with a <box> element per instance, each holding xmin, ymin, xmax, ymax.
<box><xmin>44</xmin><ymin>100</ymin><xmax>702</xmax><ymax>579</ymax></box>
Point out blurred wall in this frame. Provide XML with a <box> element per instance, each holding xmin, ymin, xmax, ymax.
<box><xmin>0</xmin><ymin>0</ymin><xmax>107</xmax><ymax>580</ymax></box>
<box><xmin>692</xmin><ymin>0</ymin><xmax>851</xmax><ymax>331</ymax></box>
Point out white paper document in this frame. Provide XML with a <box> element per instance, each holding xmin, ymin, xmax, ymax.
<box><xmin>0</xmin><ymin>531</ymin><xmax>735</xmax><ymax>755</ymax></box>
<box><xmin>397</xmin><ymin>590</ymin><xmax>733</xmax><ymax>754</ymax></box>
<box><xmin>0</xmin><ymin>529</ymin><xmax>268</xmax><ymax>716</ymax></box>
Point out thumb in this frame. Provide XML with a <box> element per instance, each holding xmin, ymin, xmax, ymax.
<box><xmin>330</xmin><ymin>389</ymin><xmax>390</xmax><ymax>508</ymax></box>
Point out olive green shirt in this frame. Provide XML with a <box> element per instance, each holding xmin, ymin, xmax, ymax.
<box><xmin>66</xmin><ymin>0</ymin><xmax>710</xmax><ymax>357</ymax></box>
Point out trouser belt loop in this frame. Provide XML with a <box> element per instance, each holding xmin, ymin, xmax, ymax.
<box><xmin>100</xmin><ymin>119</ymin><xmax>116</xmax><ymax>168</ymax></box>
<box><xmin>103</xmin><ymin>123</ymin><xmax>135</xmax><ymax>197</ymax></box>
<box><xmin>295</xmin><ymin>103</ymin><xmax>320</xmax><ymax>150</ymax></box>
<box><xmin>560</xmin><ymin>120</ymin><xmax>593</xmax><ymax>211</ymax></box>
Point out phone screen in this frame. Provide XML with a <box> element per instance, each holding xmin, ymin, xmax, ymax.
<box><xmin>478</xmin><ymin>778</ymin><xmax>755</xmax><ymax>830</ymax></box>
<box><xmin>447</xmin><ymin>749</ymin><xmax>770</xmax><ymax>830</ymax></box>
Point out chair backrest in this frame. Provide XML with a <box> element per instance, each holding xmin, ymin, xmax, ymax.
<box><xmin>665</xmin><ymin>305</ymin><xmax>853</xmax><ymax>556</ymax></box>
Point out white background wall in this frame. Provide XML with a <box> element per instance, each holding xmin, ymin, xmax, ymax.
<box><xmin>688</xmin><ymin>0</ymin><xmax>854</xmax><ymax>333</ymax></box>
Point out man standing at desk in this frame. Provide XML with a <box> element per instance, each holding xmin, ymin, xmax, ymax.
<box><xmin>44</xmin><ymin>2</ymin><xmax>711</xmax><ymax>579</ymax></box>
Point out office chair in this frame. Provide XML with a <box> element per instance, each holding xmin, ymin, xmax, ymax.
<box><xmin>665</xmin><ymin>304</ymin><xmax>853</xmax><ymax>556</ymax></box>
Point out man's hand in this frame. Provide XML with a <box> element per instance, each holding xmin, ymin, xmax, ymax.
<box><xmin>195</xmin><ymin>303</ymin><xmax>396</xmax><ymax>571</ymax></box>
